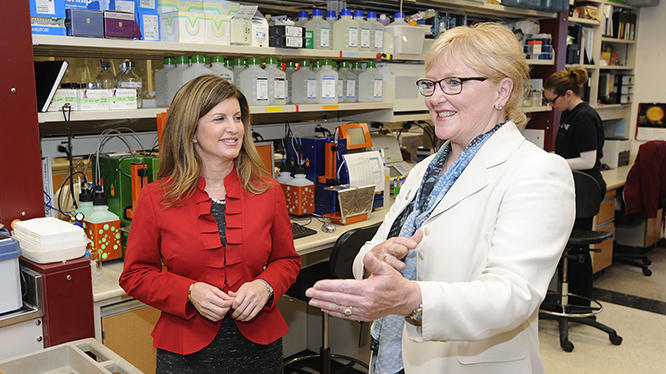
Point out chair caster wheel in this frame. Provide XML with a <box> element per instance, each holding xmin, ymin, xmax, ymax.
<box><xmin>611</xmin><ymin>335</ymin><xmax>623</xmax><ymax>345</ymax></box>
<box><xmin>643</xmin><ymin>268</ymin><xmax>652</xmax><ymax>276</ymax></box>
<box><xmin>562</xmin><ymin>341</ymin><xmax>574</xmax><ymax>352</ymax></box>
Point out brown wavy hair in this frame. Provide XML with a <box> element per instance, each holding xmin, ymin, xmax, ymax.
<box><xmin>157</xmin><ymin>75</ymin><xmax>269</xmax><ymax>206</ymax></box>
<box><xmin>425</xmin><ymin>22</ymin><xmax>530</xmax><ymax>127</ymax></box>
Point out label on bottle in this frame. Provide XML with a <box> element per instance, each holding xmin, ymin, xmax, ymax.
<box><xmin>274</xmin><ymin>78</ymin><xmax>286</xmax><ymax>100</ymax></box>
<box><xmin>347</xmin><ymin>79</ymin><xmax>356</xmax><ymax>98</ymax></box>
<box><xmin>119</xmin><ymin>81</ymin><xmax>142</xmax><ymax>89</ymax></box>
<box><xmin>360</xmin><ymin>27</ymin><xmax>370</xmax><ymax>49</ymax></box>
<box><xmin>374</xmin><ymin>29</ymin><xmax>383</xmax><ymax>49</ymax></box>
<box><xmin>348</xmin><ymin>27</ymin><xmax>358</xmax><ymax>47</ymax></box>
<box><xmin>322</xmin><ymin>77</ymin><xmax>336</xmax><ymax>99</ymax></box>
<box><xmin>256</xmin><ymin>78</ymin><xmax>268</xmax><ymax>101</ymax></box>
<box><xmin>307</xmin><ymin>78</ymin><xmax>316</xmax><ymax>99</ymax></box>
<box><xmin>320</xmin><ymin>27</ymin><xmax>330</xmax><ymax>48</ymax></box>
<box><xmin>374</xmin><ymin>79</ymin><xmax>383</xmax><ymax>99</ymax></box>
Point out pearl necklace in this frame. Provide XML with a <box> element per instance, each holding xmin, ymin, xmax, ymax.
<box><xmin>211</xmin><ymin>197</ymin><xmax>225</xmax><ymax>205</ymax></box>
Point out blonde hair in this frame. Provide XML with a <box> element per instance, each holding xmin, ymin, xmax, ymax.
<box><xmin>425</xmin><ymin>22</ymin><xmax>530</xmax><ymax>127</ymax></box>
<box><xmin>157</xmin><ymin>75</ymin><xmax>269</xmax><ymax>206</ymax></box>
<box><xmin>544</xmin><ymin>66</ymin><xmax>588</xmax><ymax>97</ymax></box>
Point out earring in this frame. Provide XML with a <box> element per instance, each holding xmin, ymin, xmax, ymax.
<box><xmin>193</xmin><ymin>138</ymin><xmax>197</xmax><ymax>143</ymax></box>
<box><xmin>496</xmin><ymin>103</ymin><xmax>503</xmax><ymax>110</ymax></box>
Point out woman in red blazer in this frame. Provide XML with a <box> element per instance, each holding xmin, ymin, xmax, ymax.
<box><xmin>119</xmin><ymin>75</ymin><xmax>301</xmax><ymax>374</ymax></box>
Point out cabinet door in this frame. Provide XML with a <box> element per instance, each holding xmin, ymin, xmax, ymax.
<box><xmin>102</xmin><ymin>300</ymin><xmax>160</xmax><ymax>374</ymax></box>
<box><xmin>42</xmin><ymin>265</ymin><xmax>95</xmax><ymax>346</ymax></box>
<box><xmin>592</xmin><ymin>222</ymin><xmax>615</xmax><ymax>273</ymax></box>
<box><xmin>0</xmin><ymin>319</ymin><xmax>44</xmax><ymax>361</ymax></box>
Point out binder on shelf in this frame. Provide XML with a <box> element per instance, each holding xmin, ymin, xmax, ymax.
<box><xmin>34</xmin><ymin>60</ymin><xmax>69</xmax><ymax>112</ymax></box>
<box><xmin>612</xmin><ymin>9</ymin><xmax>637</xmax><ymax>40</ymax></box>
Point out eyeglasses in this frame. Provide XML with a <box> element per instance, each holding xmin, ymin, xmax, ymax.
<box><xmin>415</xmin><ymin>77</ymin><xmax>488</xmax><ymax>97</ymax></box>
<box><xmin>543</xmin><ymin>93</ymin><xmax>560</xmax><ymax>105</ymax></box>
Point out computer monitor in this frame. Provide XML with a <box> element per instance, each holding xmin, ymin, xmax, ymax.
<box><xmin>337</xmin><ymin>122</ymin><xmax>372</xmax><ymax>150</ymax></box>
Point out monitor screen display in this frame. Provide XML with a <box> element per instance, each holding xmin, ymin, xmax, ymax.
<box><xmin>348</xmin><ymin>127</ymin><xmax>366</xmax><ymax>146</ymax></box>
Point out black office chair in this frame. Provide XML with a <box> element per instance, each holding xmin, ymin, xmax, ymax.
<box><xmin>284</xmin><ymin>222</ymin><xmax>381</xmax><ymax>374</ymax></box>
<box><xmin>540</xmin><ymin>171</ymin><xmax>623</xmax><ymax>352</ymax></box>
<box><xmin>613</xmin><ymin>189</ymin><xmax>653</xmax><ymax>276</ymax></box>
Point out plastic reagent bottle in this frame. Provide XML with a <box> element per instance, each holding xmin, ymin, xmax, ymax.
<box><xmin>210</xmin><ymin>56</ymin><xmax>234</xmax><ymax>84</ymax></box>
<box><xmin>313</xmin><ymin>60</ymin><xmax>322</xmax><ymax>72</ymax></box>
<box><xmin>295</xmin><ymin>10</ymin><xmax>309</xmax><ymax>27</ymax></box>
<box><xmin>352</xmin><ymin>61</ymin><xmax>364</xmax><ymax>99</ymax></box>
<box><xmin>367</xmin><ymin>11</ymin><xmax>384</xmax><ymax>52</ymax></box>
<box><xmin>304</xmin><ymin>9</ymin><xmax>330</xmax><ymax>50</ymax></box>
<box><xmin>166</xmin><ymin>55</ymin><xmax>190</xmax><ymax>105</ymax></box>
<box><xmin>181</xmin><ymin>55</ymin><xmax>213</xmax><ymax>86</ymax></box>
<box><xmin>290</xmin><ymin>60</ymin><xmax>317</xmax><ymax>104</ymax></box>
<box><xmin>316</xmin><ymin>60</ymin><xmax>339</xmax><ymax>104</ymax></box>
<box><xmin>325</xmin><ymin>10</ymin><xmax>337</xmax><ymax>49</ymax></box>
<box><xmin>117</xmin><ymin>60</ymin><xmax>143</xmax><ymax>108</ymax></box>
<box><xmin>358</xmin><ymin>61</ymin><xmax>383</xmax><ymax>102</ymax></box>
<box><xmin>333</xmin><ymin>9</ymin><xmax>359</xmax><ymax>52</ymax></box>
<box><xmin>339</xmin><ymin>61</ymin><xmax>357</xmax><ymax>102</ymax></box>
<box><xmin>154</xmin><ymin>57</ymin><xmax>175</xmax><ymax>107</ymax></box>
<box><xmin>284</xmin><ymin>61</ymin><xmax>297</xmax><ymax>104</ymax></box>
<box><xmin>95</xmin><ymin>61</ymin><xmax>116</xmax><ymax>89</ymax></box>
<box><xmin>334</xmin><ymin>61</ymin><xmax>343</xmax><ymax>101</ymax></box>
<box><xmin>232</xmin><ymin>58</ymin><xmax>246</xmax><ymax>87</ymax></box>
<box><xmin>265</xmin><ymin>57</ymin><xmax>286</xmax><ymax>105</ymax></box>
<box><xmin>240</xmin><ymin>57</ymin><xmax>270</xmax><ymax>106</ymax></box>
<box><xmin>353</xmin><ymin>10</ymin><xmax>371</xmax><ymax>51</ymax></box>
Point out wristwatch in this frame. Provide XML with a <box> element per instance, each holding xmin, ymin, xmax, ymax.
<box><xmin>404</xmin><ymin>304</ymin><xmax>423</xmax><ymax>326</ymax></box>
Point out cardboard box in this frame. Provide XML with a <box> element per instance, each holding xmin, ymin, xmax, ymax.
<box><xmin>230</xmin><ymin>5</ymin><xmax>263</xmax><ymax>45</ymax></box>
<box><xmin>161</xmin><ymin>11</ymin><xmax>206</xmax><ymax>43</ymax></box>
<box><xmin>30</xmin><ymin>0</ymin><xmax>66</xmax><ymax>18</ymax></box>
<box><xmin>136</xmin><ymin>0</ymin><xmax>157</xmax><ymax>11</ymax></box>
<box><xmin>66</xmin><ymin>9</ymin><xmax>105</xmax><ymax>37</ymax></box>
<box><xmin>202</xmin><ymin>0</ymin><xmax>240</xmax><ymax>15</ymax></box>
<box><xmin>31</xmin><ymin>17</ymin><xmax>68</xmax><ymax>35</ymax></box>
<box><xmin>269</xmin><ymin>25</ymin><xmax>304</xmax><ymax>37</ymax></box>
<box><xmin>205</xmin><ymin>14</ymin><xmax>232</xmax><ymax>45</ymax></box>
<box><xmin>137</xmin><ymin>10</ymin><xmax>160</xmax><ymax>40</ymax></box>
<box><xmin>110</xmin><ymin>88</ymin><xmax>138</xmax><ymax>109</ymax></box>
<box><xmin>78</xmin><ymin>89</ymin><xmax>110</xmax><ymax>111</ymax></box>
<box><xmin>269</xmin><ymin>35</ymin><xmax>304</xmax><ymax>48</ymax></box>
<box><xmin>104</xmin><ymin>10</ymin><xmax>142</xmax><ymax>39</ymax></box>
<box><xmin>158</xmin><ymin>0</ymin><xmax>203</xmax><ymax>13</ymax></box>
<box><xmin>64</xmin><ymin>0</ymin><xmax>113</xmax><ymax>11</ymax></box>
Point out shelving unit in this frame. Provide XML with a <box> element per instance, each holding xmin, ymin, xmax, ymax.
<box><xmin>567</xmin><ymin>0</ymin><xmax>640</xmax><ymax>135</ymax></box>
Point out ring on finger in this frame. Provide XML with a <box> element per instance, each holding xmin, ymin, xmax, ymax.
<box><xmin>344</xmin><ymin>306</ymin><xmax>353</xmax><ymax>316</ymax></box>
<box><xmin>382</xmin><ymin>253</ymin><xmax>389</xmax><ymax>262</ymax></box>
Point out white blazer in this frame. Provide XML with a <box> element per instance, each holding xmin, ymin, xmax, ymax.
<box><xmin>353</xmin><ymin>122</ymin><xmax>575</xmax><ymax>374</ymax></box>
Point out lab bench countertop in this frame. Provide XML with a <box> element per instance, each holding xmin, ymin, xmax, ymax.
<box><xmin>92</xmin><ymin>208</ymin><xmax>389</xmax><ymax>304</ymax></box>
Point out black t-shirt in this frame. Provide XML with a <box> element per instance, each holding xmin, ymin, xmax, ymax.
<box><xmin>556</xmin><ymin>102</ymin><xmax>606</xmax><ymax>192</ymax></box>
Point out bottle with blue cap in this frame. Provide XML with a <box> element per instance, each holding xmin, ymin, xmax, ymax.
<box><xmin>304</xmin><ymin>9</ymin><xmax>330</xmax><ymax>49</ymax></box>
<box><xmin>325</xmin><ymin>10</ymin><xmax>337</xmax><ymax>48</ymax></box>
<box><xmin>367</xmin><ymin>11</ymin><xmax>384</xmax><ymax>52</ymax></box>
<box><xmin>333</xmin><ymin>9</ymin><xmax>359</xmax><ymax>51</ymax></box>
<box><xmin>353</xmin><ymin>10</ymin><xmax>371</xmax><ymax>51</ymax></box>
<box><xmin>295</xmin><ymin>10</ymin><xmax>309</xmax><ymax>27</ymax></box>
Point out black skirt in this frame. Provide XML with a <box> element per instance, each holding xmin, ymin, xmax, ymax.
<box><xmin>156</xmin><ymin>315</ymin><xmax>283</xmax><ymax>374</ymax></box>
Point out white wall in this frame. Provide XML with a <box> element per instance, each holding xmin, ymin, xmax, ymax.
<box><xmin>630</xmin><ymin>0</ymin><xmax>666</xmax><ymax>153</ymax></box>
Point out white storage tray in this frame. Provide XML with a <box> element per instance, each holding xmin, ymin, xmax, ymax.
<box><xmin>0</xmin><ymin>338</ymin><xmax>142</xmax><ymax>374</ymax></box>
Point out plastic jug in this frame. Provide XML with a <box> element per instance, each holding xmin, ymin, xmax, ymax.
<box><xmin>166</xmin><ymin>55</ymin><xmax>190</xmax><ymax>105</ymax></box>
<box><xmin>232</xmin><ymin>58</ymin><xmax>246</xmax><ymax>87</ymax></box>
<box><xmin>333</xmin><ymin>9</ymin><xmax>358</xmax><ymax>51</ymax></box>
<box><xmin>353</xmin><ymin>10</ymin><xmax>371</xmax><ymax>51</ymax></box>
<box><xmin>240</xmin><ymin>57</ymin><xmax>270</xmax><ymax>106</ymax></box>
<box><xmin>284</xmin><ymin>166</ymin><xmax>315</xmax><ymax>215</ymax></box>
<box><xmin>265</xmin><ymin>57</ymin><xmax>286</xmax><ymax>105</ymax></box>
<box><xmin>304</xmin><ymin>9</ymin><xmax>330</xmax><ymax>50</ymax></box>
<box><xmin>316</xmin><ymin>60</ymin><xmax>338</xmax><ymax>104</ymax></box>
<box><xmin>325</xmin><ymin>10</ymin><xmax>337</xmax><ymax>49</ymax></box>
<box><xmin>367</xmin><ymin>11</ymin><xmax>384</xmax><ymax>52</ymax></box>
<box><xmin>83</xmin><ymin>188</ymin><xmax>122</xmax><ymax>262</ymax></box>
<box><xmin>181</xmin><ymin>55</ymin><xmax>213</xmax><ymax>86</ymax></box>
<box><xmin>290</xmin><ymin>60</ymin><xmax>317</xmax><ymax>104</ymax></box>
<box><xmin>284</xmin><ymin>61</ymin><xmax>297</xmax><ymax>104</ymax></box>
<box><xmin>358</xmin><ymin>61</ymin><xmax>383</xmax><ymax>102</ymax></box>
<box><xmin>295</xmin><ymin>10</ymin><xmax>309</xmax><ymax>27</ymax></box>
<box><xmin>210</xmin><ymin>56</ymin><xmax>234</xmax><ymax>84</ymax></box>
<box><xmin>352</xmin><ymin>61</ymin><xmax>364</xmax><ymax>99</ymax></box>
<box><xmin>154</xmin><ymin>57</ymin><xmax>175</xmax><ymax>107</ymax></box>
<box><xmin>339</xmin><ymin>61</ymin><xmax>357</xmax><ymax>102</ymax></box>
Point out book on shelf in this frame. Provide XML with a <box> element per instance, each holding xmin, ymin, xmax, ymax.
<box><xmin>612</xmin><ymin>9</ymin><xmax>637</xmax><ymax>40</ymax></box>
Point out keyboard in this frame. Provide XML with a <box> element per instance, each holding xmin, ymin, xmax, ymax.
<box><xmin>291</xmin><ymin>222</ymin><xmax>318</xmax><ymax>239</ymax></box>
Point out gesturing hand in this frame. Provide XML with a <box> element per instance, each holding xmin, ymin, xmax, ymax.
<box><xmin>369</xmin><ymin>231</ymin><xmax>424</xmax><ymax>272</ymax></box>
<box><xmin>305</xmin><ymin>231</ymin><xmax>423</xmax><ymax>322</ymax></box>
<box><xmin>189</xmin><ymin>282</ymin><xmax>234</xmax><ymax>322</ymax></box>
<box><xmin>229</xmin><ymin>279</ymin><xmax>272</xmax><ymax>322</ymax></box>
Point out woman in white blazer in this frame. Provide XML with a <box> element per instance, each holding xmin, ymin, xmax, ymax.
<box><xmin>306</xmin><ymin>23</ymin><xmax>576</xmax><ymax>374</ymax></box>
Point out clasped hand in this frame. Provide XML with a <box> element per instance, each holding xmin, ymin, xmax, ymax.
<box><xmin>305</xmin><ymin>231</ymin><xmax>423</xmax><ymax>322</ymax></box>
<box><xmin>189</xmin><ymin>279</ymin><xmax>271</xmax><ymax>322</ymax></box>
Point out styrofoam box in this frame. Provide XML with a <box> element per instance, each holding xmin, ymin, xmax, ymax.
<box><xmin>0</xmin><ymin>237</ymin><xmax>22</xmax><ymax>314</ymax></box>
<box><xmin>161</xmin><ymin>11</ymin><xmax>206</xmax><ymax>43</ymax></box>
<box><xmin>384</xmin><ymin>24</ymin><xmax>427</xmax><ymax>55</ymax></box>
